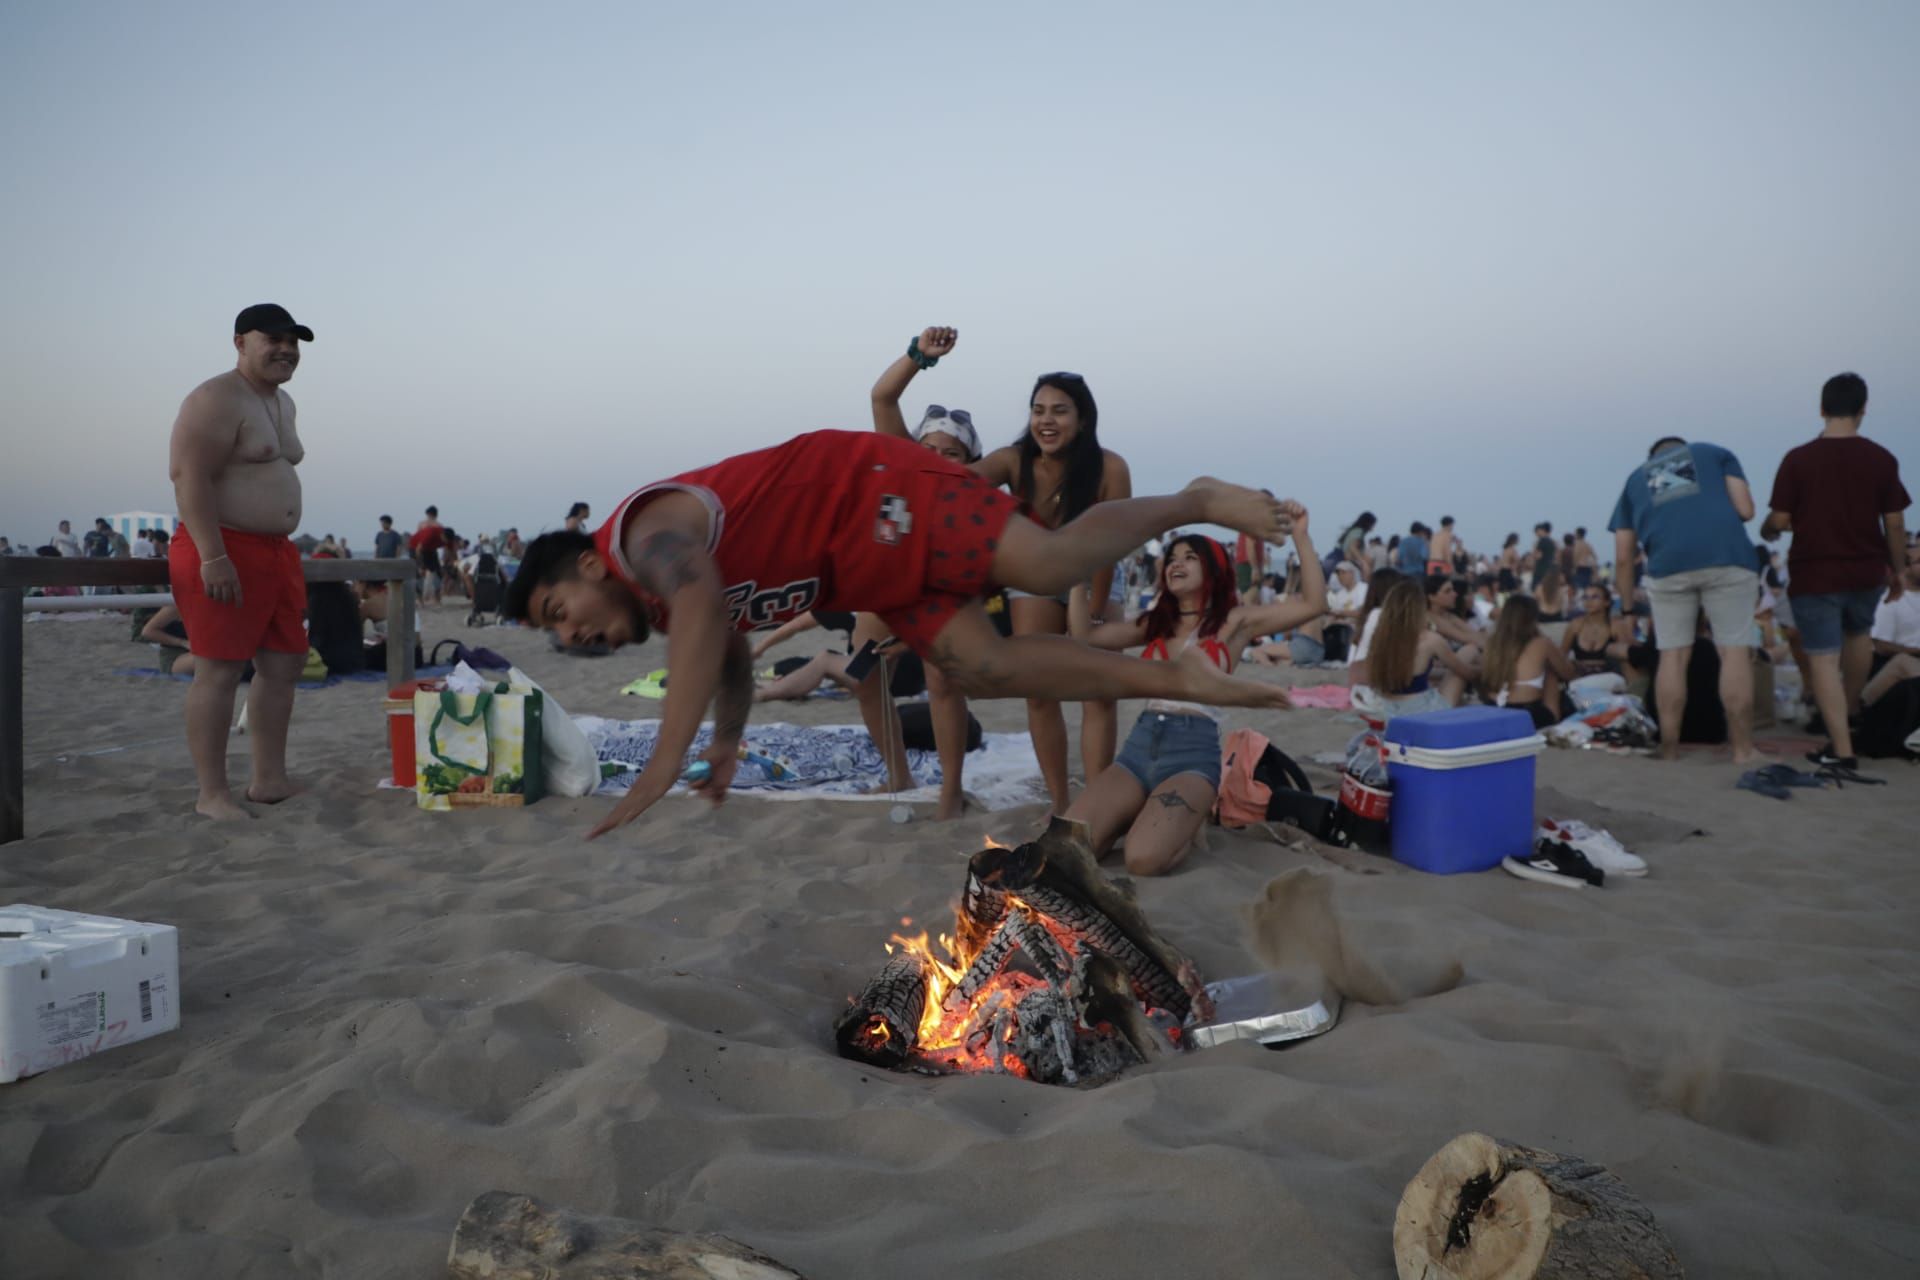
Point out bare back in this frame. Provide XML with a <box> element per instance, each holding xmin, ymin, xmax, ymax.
<box><xmin>170</xmin><ymin>370</ymin><xmax>303</xmax><ymax>535</ymax></box>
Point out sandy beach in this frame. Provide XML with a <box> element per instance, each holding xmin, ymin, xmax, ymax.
<box><xmin>3</xmin><ymin>604</ymin><xmax>1917</xmax><ymax>1279</ymax></box>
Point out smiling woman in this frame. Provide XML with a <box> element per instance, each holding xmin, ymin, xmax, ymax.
<box><xmin>972</xmin><ymin>371</ymin><xmax>1133</xmax><ymax>814</ymax></box>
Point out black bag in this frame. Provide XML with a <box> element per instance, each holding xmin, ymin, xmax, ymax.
<box><xmin>431</xmin><ymin>639</ymin><xmax>512</xmax><ymax>671</ymax></box>
<box><xmin>305</xmin><ymin>582</ymin><xmax>365</xmax><ymax>676</ymax></box>
<box><xmin>897</xmin><ymin>701</ymin><xmax>984</xmax><ymax>753</ymax></box>
<box><xmin>1253</xmin><ymin>746</ymin><xmax>1352</xmax><ymax>846</ymax></box>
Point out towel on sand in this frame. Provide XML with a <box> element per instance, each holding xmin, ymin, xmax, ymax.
<box><xmin>1285</xmin><ymin>684</ymin><xmax>1353</xmax><ymax>709</ymax></box>
<box><xmin>574</xmin><ymin>717</ymin><xmax>1048</xmax><ymax>810</ymax></box>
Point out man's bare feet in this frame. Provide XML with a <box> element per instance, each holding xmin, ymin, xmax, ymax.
<box><xmin>246</xmin><ymin>780</ymin><xmax>303</xmax><ymax>805</ymax></box>
<box><xmin>1177</xmin><ymin>647</ymin><xmax>1293</xmax><ymax>709</ymax></box>
<box><xmin>935</xmin><ymin>793</ymin><xmax>965</xmax><ymax>821</ymax></box>
<box><xmin>1658</xmin><ymin>742</ymin><xmax>1682</xmax><ymax>761</ymax></box>
<box><xmin>1183</xmin><ymin>477</ymin><xmax>1293</xmax><ymax>544</ymax></box>
<box><xmin>195</xmin><ymin>794</ymin><xmax>253</xmax><ymax>822</ymax></box>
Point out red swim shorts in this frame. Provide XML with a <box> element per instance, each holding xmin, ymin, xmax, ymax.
<box><xmin>875</xmin><ymin>468</ymin><xmax>1023</xmax><ymax>655</ymax></box>
<box><xmin>170</xmin><ymin>526</ymin><xmax>308</xmax><ymax>661</ymax></box>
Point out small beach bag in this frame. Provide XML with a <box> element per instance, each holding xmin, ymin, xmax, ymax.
<box><xmin>414</xmin><ymin>682</ymin><xmax>547</xmax><ymax>810</ymax></box>
<box><xmin>1215</xmin><ymin>729</ymin><xmax>1342</xmax><ymax>841</ymax></box>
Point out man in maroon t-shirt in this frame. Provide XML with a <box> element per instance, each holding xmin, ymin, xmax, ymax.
<box><xmin>1762</xmin><ymin>372</ymin><xmax>1910</xmax><ymax>769</ymax></box>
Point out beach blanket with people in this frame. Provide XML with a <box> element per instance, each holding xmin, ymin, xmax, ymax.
<box><xmin>573</xmin><ymin>717</ymin><xmax>1051</xmax><ymax>810</ymax></box>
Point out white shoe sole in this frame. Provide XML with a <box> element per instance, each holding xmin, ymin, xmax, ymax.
<box><xmin>1501</xmin><ymin>856</ymin><xmax>1590</xmax><ymax>889</ymax></box>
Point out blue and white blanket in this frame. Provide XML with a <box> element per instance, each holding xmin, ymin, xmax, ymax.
<box><xmin>574</xmin><ymin>717</ymin><xmax>1049</xmax><ymax>811</ymax></box>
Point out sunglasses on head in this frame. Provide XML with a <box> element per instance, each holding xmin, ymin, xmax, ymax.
<box><xmin>923</xmin><ymin>405</ymin><xmax>973</xmax><ymax>428</ymax></box>
<box><xmin>1036</xmin><ymin>371</ymin><xmax>1085</xmax><ymax>382</ymax></box>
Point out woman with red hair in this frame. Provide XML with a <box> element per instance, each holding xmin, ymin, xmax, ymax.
<box><xmin>1065</xmin><ymin>509</ymin><xmax>1326</xmax><ymax>875</ymax></box>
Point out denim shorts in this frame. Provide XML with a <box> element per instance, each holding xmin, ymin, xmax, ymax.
<box><xmin>1790</xmin><ymin>587</ymin><xmax>1882</xmax><ymax>655</ymax></box>
<box><xmin>1289</xmin><ymin>633</ymin><xmax>1326</xmax><ymax>665</ymax></box>
<box><xmin>1115</xmin><ymin>711</ymin><xmax>1222</xmax><ymax>791</ymax></box>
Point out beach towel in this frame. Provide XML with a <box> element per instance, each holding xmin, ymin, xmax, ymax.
<box><xmin>573</xmin><ymin>717</ymin><xmax>1049</xmax><ymax>810</ymax></box>
<box><xmin>116</xmin><ymin>663</ymin><xmax>454</xmax><ymax>690</ymax></box>
<box><xmin>1284</xmin><ymin>683</ymin><xmax>1353</xmax><ymax>710</ymax></box>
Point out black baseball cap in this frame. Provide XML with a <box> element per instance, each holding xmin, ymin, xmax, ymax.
<box><xmin>234</xmin><ymin>303</ymin><xmax>314</xmax><ymax>341</ymax></box>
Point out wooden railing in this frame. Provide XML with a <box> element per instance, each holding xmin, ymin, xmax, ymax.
<box><xmin>0</xmin><ymin>556</ymin><xmax>418</xmax><ymax>844</ymax></box>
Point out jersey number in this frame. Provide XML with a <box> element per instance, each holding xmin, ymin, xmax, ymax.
<box><xmin>724</xmin><ymin>578</ymin><xmax>821</xmax><ymax>629</ymax></box>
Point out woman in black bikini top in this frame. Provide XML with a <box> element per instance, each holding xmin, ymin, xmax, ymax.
<box><xmin>1564</xmin><ymin>583</ymin><xmax>1624</xmax><ymax>673</ymax></box>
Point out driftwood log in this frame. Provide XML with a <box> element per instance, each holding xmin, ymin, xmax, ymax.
<box><xmin>1393</xmin><ymin>1133</ymin><xmax>1684</xmax><ymax>1280</ymax></box>
<box><xmin>447</xmin><ymin>1191</ymin><xmax>807</xmax><ymax>1279</ymax></box>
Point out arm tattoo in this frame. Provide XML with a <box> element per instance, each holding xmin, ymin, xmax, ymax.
<box><xmin>1155</xmin><ymin>792</ymin><xmax>1195</xmax><ymax>813</ymax></box>
<box><xmin>714</xmin><ymin>635</ymin><xmax>754</xmax><ymax>740</ymax></box>
<box><xmin>634</xmin><ymin>529</ymin><xmax>704</xmax><ymax>596</ymax></box>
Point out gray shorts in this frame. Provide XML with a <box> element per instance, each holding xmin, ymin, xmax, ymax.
<box><xmin>1646</xmin><ymin>565</ymin><xmax>1758</xmax><ymax>651</ymax></box>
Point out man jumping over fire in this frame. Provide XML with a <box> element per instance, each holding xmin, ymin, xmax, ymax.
<box><xmin>504</xmin><ymin>429</ymin><xmax>1299</xmax><ymax>838</ymax></box>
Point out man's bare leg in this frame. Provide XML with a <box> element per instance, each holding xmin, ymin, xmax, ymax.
<box><xmin>990</xmin><ymin>480</ymin><xmax>1290</xmax><ymax>596</ymax></box>
<box><xmin>1840</xmin><ymin>632</ymin><xmax>1874</xmax><ymax>714</ymax></box>
<box><xmin>1716</xmin><ymin>644</ymin><xmax>1757</xmax><ymax>764</ymax></box>
<box><xmin>924</xmin><ymin>664</ymin><xmax>969</xmax><ymax>820</ymax></box>
<box><xmin>186</xmin><ymin>658</ymin><xmax>250</xmax><ymax>820</ymax></box>
<box><xmin>246</xmin><ymin>649</ymin><xmax>304</xmax><ymax>803</ymax></box>
<box><xmin>1655</xmin><ymin>644</ymin><xmax>1691</xmax><ymax>761</ymax></box>
<box><xmin>853</xmin><ymin>657</ymin><xmax>916</xmax><ymax>793</ymax></box>
<box><xmin>1803</xmin><ymin>651</ymin><xmax>1854</xmax><ymax>758</ymax></box>
<box><xmin>927</xmin><ymin>607</ymin><xmax>1291</xmax><ymax>709</ymax></box>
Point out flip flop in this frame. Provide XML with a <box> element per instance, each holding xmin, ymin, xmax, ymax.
<box><xmin>1737</xmin><ymin>770</ymin><xmax>1791</xmax><ymax>801</ymax></box>
<box><xmin>1818</xmin><ymin>763</ymin><xmax>1887</xmax><ymax>788</ymax></box>
<box><xmin>620</xmin><ymin>669</ymin><xmax>670</xmax><ymax>699</ymax></box>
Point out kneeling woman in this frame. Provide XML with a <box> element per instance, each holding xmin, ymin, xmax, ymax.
<box><xmin>1066</xmin><ymin>517</ymin><xmax>1326</xmax><ymax>876</ymax></box>
<box><xmin>1481</xmin><ymin>594</ymin><xmax>1578</xmax><ymax>728</ymax></box>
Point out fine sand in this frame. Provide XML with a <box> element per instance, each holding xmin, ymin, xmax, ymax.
<box><xmin>3</xmin><ymin>606</ymin><xmax>1917</xmax><ymax>1278</ymax></box>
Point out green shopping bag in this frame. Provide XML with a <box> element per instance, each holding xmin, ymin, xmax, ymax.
<box><xmin>415</xmin><ymin>684</ymin><xmax>546</xmax><ymax>810</ymax></box>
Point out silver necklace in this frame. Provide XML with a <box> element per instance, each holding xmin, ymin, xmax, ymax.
<box><xmin>253</xmin><ymin>378</ymin><xmax>283</xmax><ymax>432</ymax></box>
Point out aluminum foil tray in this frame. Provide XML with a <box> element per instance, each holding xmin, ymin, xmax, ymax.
<box><xmin>1186</xmin><ymin>972</ymin><xmax>1341</xmax><ymax>1050</ymax></box>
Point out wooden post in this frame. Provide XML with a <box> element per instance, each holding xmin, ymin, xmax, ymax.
<box><xmin>388</xmin><ymin>568</ymin><xmax>418</xmax><ymax>691</ymax></box>
<box><xmin>1</xmin><ymin>587</ymin><xmax>22</xmax><ymax>845</ymax></box>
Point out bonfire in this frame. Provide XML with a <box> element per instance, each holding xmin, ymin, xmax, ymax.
<box><xmin>834</xmin><ymin>818</ymin><xmax>1216</xmax><ymax>1087</ymax></box>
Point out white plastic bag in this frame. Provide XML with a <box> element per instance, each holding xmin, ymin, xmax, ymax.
<box><xmin>507</xmin><ymin>666</ymin><xmax>600</xmax><ymax>797</ymax></box>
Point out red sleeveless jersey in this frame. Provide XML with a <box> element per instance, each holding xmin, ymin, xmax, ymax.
<box><xmin>593</xmin><ymin>430</ymin><xmax>1016</xmax><ymax>646</ymax></box>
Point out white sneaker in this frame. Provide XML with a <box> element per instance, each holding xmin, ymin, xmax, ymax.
<box><xmin>1539</xmin><ymin>819</ymin><xmax>1648</xmax><ymax>877</ymax></box>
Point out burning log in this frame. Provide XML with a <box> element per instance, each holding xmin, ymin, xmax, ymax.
<box><xmin>832</xmin><ymin>951</ymin><xmax>928</xmax><ymax>1068</ymax></box>
<box><xmin>446</xmin><ymin>1191</ymin><xmax>807</xmax><ymax>1279</ymax></box>
<box><xmin>1393</xmin><ymin>1133</ymin><xmax>1684</xmax><ymax>1280</ymax></box>
<box><xmin>955</xmin><ymin>840</ymin><xmax>1039</xmax><ymax>954</ymax></box>
<box><xmin>1081</xmin><ymin>952</ymin><xmax>1176</xmax><ymax>1063</ymax></box>
<box><xmin>952</xmin><ymin>916</ymin><xmax>1022</xmax><ymax>1005</ymax></box>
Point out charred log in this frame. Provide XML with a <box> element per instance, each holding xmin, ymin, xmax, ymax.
<box><xmin>1082</xmin><ymin>952</ymin><xmax>1177</xmax><ymax>1063</ymax></box>
<box><xmin>952</xmin><ymin>916</ymin><xmax>1021</xmax><ymax>1005</ymax></box>
<box><xmin>832</xmin><ymin>951</ymin><xmax>928</xmax><ymax>1067</ymax></box>
<box><xmin>1015</xmin><ymin>882</ymin><xmax>1190</xmax><ymax>1018</ymax></box>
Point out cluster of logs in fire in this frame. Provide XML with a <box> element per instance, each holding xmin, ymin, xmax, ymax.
<box><xmin>834</xmin><ymin>817</ymin><xmax>1216</xmax><ymax>1086</ymax></box>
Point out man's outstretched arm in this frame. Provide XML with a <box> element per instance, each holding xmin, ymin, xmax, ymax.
<box><xmin>589</xmin><ymin>505</ymin><xmax>735</xmax><ymax>838</ymax></box>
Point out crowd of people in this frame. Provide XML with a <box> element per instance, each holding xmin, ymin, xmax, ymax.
<box><xmin>22</xmin><ymin>301</ymin><xmax>1915</xmax><ymax>868</ymax></box>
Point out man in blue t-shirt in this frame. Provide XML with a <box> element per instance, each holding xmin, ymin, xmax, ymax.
<box><xmin>373</xmin><ymin>515</ymin><xmax>404</xmax><ymax>560</ymax></box>
<box><xmin>1609</xmin><ymin>436</ymin><xmax>1759</xmax><ymax>762</ymax></box>
<box><xmin>1394</xmin><ymin>522</ymin><xmax>1430</xmax><ymax>576</ymax></box>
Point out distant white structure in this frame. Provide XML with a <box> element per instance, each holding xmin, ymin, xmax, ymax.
<box><xmin>106</xmin><ymin>510</ymin><xmax>179</xmax><ymax>541</ymax></box>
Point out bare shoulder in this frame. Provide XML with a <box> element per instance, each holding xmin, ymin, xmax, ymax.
<box><xmin>1099</xmin><ymin>449</ymin><xmax>1132</xmax><ymax>497</ymax></box>
<box><xmin>172</xmin><ymin>372</ymin><xmax>244</xmax><ymax>440</ymax></box>
<box><xmin>973</xmin><ymin>446</ymin><xmax>1020</xmax><ymax>485</ymax></box>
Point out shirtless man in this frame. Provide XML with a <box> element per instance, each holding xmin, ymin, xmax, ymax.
<box><xmin>167</xmin><ymin>304</ymin><xmax>313</xmax><ymax>820</ymax></box>
<box><xmin>1571</xmin><ymin>526</ymin><xmax>1599</xmax><ymax>590</ymax></box>
<box><xmin>503</xmin><ymin>430</ymin><xmax>1298</xmax><ymax>838</ymax></box>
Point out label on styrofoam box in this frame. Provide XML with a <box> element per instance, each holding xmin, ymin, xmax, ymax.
<box><xmin>1</xmin><ymin>905</ymin><xmax>180</xmax><ymax>1084</ymax></box>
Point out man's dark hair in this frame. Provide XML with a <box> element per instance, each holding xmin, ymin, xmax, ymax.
<box><xmin>1648</xmin><ymin>436</ymin><xmax>1687</xmax><ymax>459</ymax></box>
<box><xmin>379</xmin><ymin>515</ymin><xmax>393</xmax><ymax>526</ymax></box>
<box><xmin>426</xmin><ymin>505</ymin><xmax>439</xmax><ymax>518</ymax></box>
<box><xmin>1441</xmin><ymin>515</ymin><xmax>1454</xmax><ymax>527</ymax></box>
<box><xmin>95</xmin><ymin>518</ymin><xmax>108</xmax><ymax>529</ymax></box>
<box><xmin>1821</xmin><ymin>372</ymin><xmax>1867</xmax><ymax>419</ymax></box>
<box><xmin>1575</xmin><ymin>526</ymin><xmax>1586</xmax><ymax>539</ymax></box>
<box><xmin>568</xmin><ymin>502</ymin><xmax>590</xmax><ymax>519</ymax></box>
<box><xmin>1536</xmin><ymin>521</ymin><xmax>1552</xmax><ymax>535</ymax></box>
<box><xmin>503</xmin><ymin>530</ymin><xmax>598</xmax><ymax>622</ymax></box>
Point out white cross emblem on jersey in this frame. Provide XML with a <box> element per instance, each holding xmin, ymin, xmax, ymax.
<box><xmin>874</xmin><ymin>495</ymin><xmax>912</xmax><ymax>545</ymax></box>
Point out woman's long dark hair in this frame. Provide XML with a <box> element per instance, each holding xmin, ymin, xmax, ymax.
<box><xmin>1142</xmin><ymin>535</ymin><xmax>1235</xmax><ymax>647</ymax></box>
<box><xmin>1015</xmin><ymin>373</ymin><xmax>1105</xmax><ymax>522</ymax></box>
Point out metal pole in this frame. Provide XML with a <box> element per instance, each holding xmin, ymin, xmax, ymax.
<box><xmin>389</xmin><ymin>571</ymin><xmax>418</xmax><ymax>691</ymax></box>
<box><xmin>2</xmin><ymin>587</ymin><xmax>24</xmax><ymax>844</ymax></box>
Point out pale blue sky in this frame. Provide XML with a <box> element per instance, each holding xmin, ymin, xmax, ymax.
<box><xmin>3</xmin><ymin>1</ymin><xmax>1913</xmax><ymax>558</ymax></box>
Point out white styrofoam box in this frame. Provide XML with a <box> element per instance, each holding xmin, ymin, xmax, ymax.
<box><xmin>0</xmin><ymin>905</ymin><xmax>180</xmax><ymax>1084</ymax></box>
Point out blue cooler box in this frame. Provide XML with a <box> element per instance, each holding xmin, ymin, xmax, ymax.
<box><xmin>1384</xmin><ymin>707</ymin><xmax>1544</xmax><ymax>874</ymax></box>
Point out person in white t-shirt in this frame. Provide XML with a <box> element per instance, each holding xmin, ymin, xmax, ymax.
<box><xmin>1323</xmin><ymin>562</ymin><xmax>1366</xmax><ymax>661</ymax></box>
<box><xmin>1871</xmin><ymin>544</ymin><xmax>1920</xmax><ymax>659</ymax></box>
